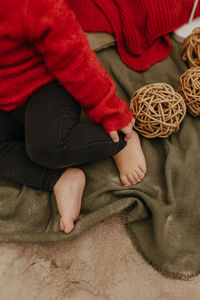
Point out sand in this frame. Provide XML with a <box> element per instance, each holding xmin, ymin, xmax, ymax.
<box><xmin>0</xmin><ymin>215</ymin><xmax>200</xmax><ymax>300</ymax></box>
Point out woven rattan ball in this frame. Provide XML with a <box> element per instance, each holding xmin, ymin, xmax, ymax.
<box><xmin>130</xmin><ymin>83</ymin><xmax>186</xmax><ymax>138</ymax></box>
<box><xmin>178</xmin><ymin>67</ymin><xmax>200</xmax><ymax>117</ymax></box>
<box><xmin>182</xmin><ymin>27</ymin><xmax>200</xmax><ymax>67</ymax></box>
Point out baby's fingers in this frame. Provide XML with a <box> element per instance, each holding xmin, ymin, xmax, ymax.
<box><xmin>120</xmin><ymin>127</ymin><xmax>132</xmax><ymax>141</ymax></box>
<box><xmin>109</xmin><ymin>130</ymin><xmax>120</xmax><ymax>143</ymax></box>
<box><xmin>120</xmin><ymin>118</ymin><xmax>135</xmax><ymax>141</ymax></box>
<box><xmin>131</xmin><ymin>118</ymin><xmax>135</xmax><ymax>126</ymax></box>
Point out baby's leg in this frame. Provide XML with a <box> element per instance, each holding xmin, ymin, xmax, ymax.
<box><xmin>54</xmin><ymin>168</ymin><xmax>86</xmax><ymax>234</ymax></box>
<box><xmin>25</xmin><ymin>81</ymin><xmax>145</xmax><ymax>233</ymax></box>
<box><xmin>25</xmin><ymin>81</ymin><xmax>125</xmax><ymax>234</ymax></box>
<box><xmin>113</xmin><ymin>130</ymin><xmax>147</xmax><ymax>186</ymax></box>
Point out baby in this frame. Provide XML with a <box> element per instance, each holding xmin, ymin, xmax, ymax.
<box><xmin>0</xmin><ymin>0</ymin><xmax>146</xmax><ymax>234</ymax></box>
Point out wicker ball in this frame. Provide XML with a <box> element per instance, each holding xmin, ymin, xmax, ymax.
<box><xmin>130</xmin><ymin>83</ymin><xmax>186</xmax><ymax>138</ymax></box>
<box><xmin>182</xmin><ymin>27</ymin><xmax>200</xmax><ymax>67</ymax></box>
<box><xmin>178</xmin><ymin>67</ymin><xmax>200</xmax><ymax>117</ymax></box>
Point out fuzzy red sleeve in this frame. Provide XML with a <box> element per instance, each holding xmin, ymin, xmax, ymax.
<box><xmin>24</xmin><ymin>0</ymin><xmax>133</xmax><ymax>132</ymax></box>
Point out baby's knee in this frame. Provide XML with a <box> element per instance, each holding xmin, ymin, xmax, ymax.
<box><xmin>26</xmin><ymin>138</ymin><xmax>67</xmax><ymax>169</ymax></box>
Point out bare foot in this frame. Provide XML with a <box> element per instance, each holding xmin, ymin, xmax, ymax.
<box><xmin>113</xmin><ymin>130</ymin><xmax>147</xmax><ymax>186</ymax></box>
<box><xmin>53</xmin><ymin>168</ymin><xmax>86</xmax><ymax>234</ymax></box>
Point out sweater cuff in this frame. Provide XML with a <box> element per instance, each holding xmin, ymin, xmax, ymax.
<box><xmin>102</xmin><ymin>109</ymin><xmax>133</xmax><ymax>133</ymax></box>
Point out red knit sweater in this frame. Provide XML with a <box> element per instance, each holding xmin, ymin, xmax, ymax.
<box><xmin>68</xmin><ymin>0</ymin><xmax>200</xmax><ymax>71</ymax></box>
<box><xmin>0</xmin><ymin>0</ymin><xmax>133</xmax><ymax>132</ymax></box>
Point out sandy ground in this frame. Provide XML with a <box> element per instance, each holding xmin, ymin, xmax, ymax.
<box><xmin>0</xmin><ymin>215</ymin><xmax>200</xmax><ymax>300</ymax></box>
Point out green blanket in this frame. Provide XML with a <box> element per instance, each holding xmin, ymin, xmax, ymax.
<box><xmin>0</xmin><ymin>35</ymin><xmax>200</xmax><ymax>280</ymax></box>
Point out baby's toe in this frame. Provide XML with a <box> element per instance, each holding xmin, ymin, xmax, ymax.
<box><xmin>60</xmin><ymin>218</ymin><xmax>64</xmax><ymax>231</ymax></box>
<box><xmin>132</xmin><ymin>171</ymin><xmax>141</xmax><ymax>183</ymax></box>
<box><xmin>120</xmin><ymin>175</ymin><xmax>131</xmax><ymax>186</ymax></box>
<box><xmin>139</xmin><ymin>165</ymin><xmax>147</xmax><ymax>174</ymax></box>
<box><xmin>60</xmin><ymin>216</ymin><xmax>74</xmax><ymax>234</ymax></box>
<box><xmin>127</xmin><ymin>174</ymin><xmax>137</xmax><ymax>185</ymax></box>
<box><xmin>136</xmin><ymin>167</ymin><xmax>145</xmax><ymax>179</ymax></box>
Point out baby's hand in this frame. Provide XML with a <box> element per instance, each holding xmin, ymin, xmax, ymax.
<box><xmin>109</xmin><ymin>118</ymin><xmax>135</xmax><ymax>143</ymax></box>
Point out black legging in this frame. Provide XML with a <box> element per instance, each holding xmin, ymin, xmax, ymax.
<box><xmin>0</xmin><ymin>81</ymin><xmax>126</xmax><ymax>191</ymax></box>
